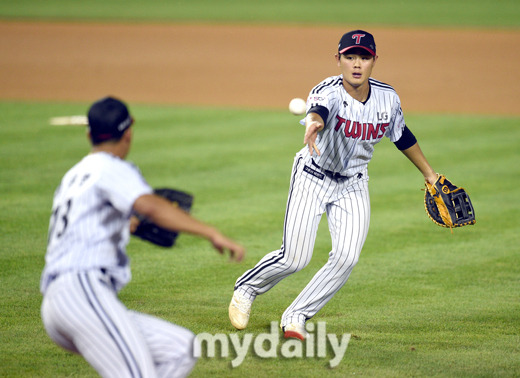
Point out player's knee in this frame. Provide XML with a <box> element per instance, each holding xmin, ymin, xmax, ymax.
<box><xmin>282</xmin><ymin>257</ymin><xmax>310</xmax><ymax>274</ymax></box>
<box><xmin>329</xmin><ymin>250</ymin><xmax>360</xmax><ymax>272</ymax></box>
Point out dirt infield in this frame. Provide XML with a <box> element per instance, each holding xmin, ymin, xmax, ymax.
<box><xmin>1</xmin><ymin>21</ymin><xmax>519</xmax><ymax>115</ymax></box>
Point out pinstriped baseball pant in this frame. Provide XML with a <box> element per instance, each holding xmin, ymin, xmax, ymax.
<box><xmin>234</xmin><ymin>154</ymin><xmax>370</xmax><ymax>327</ymax></box>
<box><xmin>41</xmin><ymin>269</ymin><xmax>197</xmax><ymax>378</ymax></box>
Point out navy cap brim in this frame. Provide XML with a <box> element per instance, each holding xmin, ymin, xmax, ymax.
<box><xmin>339</xmin><ymin>45</ymin><xmax>376</xmax><ymax>56</ymax></box>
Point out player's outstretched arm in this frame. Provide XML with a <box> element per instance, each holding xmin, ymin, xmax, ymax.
<box><xmin>400</xmin><ymin>142</ymin><xmax>438</xmax><ymax>185</ymax></box>
<box><xmin>401</xmin><ymin>143</ymin><xmax>437</xmax><ymax>185</ymax></box>
<box><xmin>133</xmin><ymin>194</ymin><xmax>245</xmax><ymax>261</ymax></box>
<box><xmin>304</xmin><ymin>113</ymin><xmax>325</xmax><ymax>156</ymax></box>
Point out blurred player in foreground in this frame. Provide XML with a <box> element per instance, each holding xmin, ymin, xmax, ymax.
<box><xmin>41</xmin><ymin>96</ymin><xmax>245</xmax><ymax>377</ymax></box>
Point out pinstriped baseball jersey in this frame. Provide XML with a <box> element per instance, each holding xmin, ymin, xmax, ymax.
<box><xmin>41</xmin><ymin>151</ymin><xmax>152</xmax><ymax>294</ymax></box>
<box><xmin>300</xmin><ymin>75</ymin><xmax>406</xmax><ymax>177</ymax></box>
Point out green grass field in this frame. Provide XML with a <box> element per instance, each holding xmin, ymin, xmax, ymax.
<box><xmin>1</xmin><ymin>0</ymin><xmax>519</xmax><ymax>28</ymax></box>
<box><xmin>0</xmin><ymin>101</ymin><xmax>519</xmax><ymax>377</ymax></box>
<box><xmin>1</xmin><ymin>1</ymin><xmax>519</xmax><ymax>377</ymax></box>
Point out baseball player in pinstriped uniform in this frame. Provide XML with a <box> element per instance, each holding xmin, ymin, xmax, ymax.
<box><xmin>41</xmin><ymin>97</ymin><xmax>245</xmax><ymax>377</ymax></box>
<box><xmin>229</xmin><ymin>30</ymin><xmax>438</xmax><ymax>340</ymax></box>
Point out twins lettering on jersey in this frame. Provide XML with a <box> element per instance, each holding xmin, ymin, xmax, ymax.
<box><xmin>305</xmin><ymin>77</ymin><xmax>405</xmax><ymax>167</ymax></box>
<box><xmin>334</xmin><ymin>116</ymin><xmax>389</xmax><ymax>141</ymax></box>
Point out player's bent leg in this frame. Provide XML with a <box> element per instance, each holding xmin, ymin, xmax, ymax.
<box><xmin>233</xmin><ymin>242</ymin><xmax>316</xmax><ymax>296</ymax></box>
<box><xmin>131</xmin><ymin>311</ymin><xmax>197</xmax><ymax>378</ymax></box>
<box><xmin>42</xmin><ymin>270</ymin><xmax>157</xmax><ymax>378</ymax></box>
<box><xmin>231</xmin><ymin>207</ymin><xmax>321</xmax><ymax>330</ymax></box>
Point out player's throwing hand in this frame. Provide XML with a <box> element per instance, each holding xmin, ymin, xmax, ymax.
<box><xmin>209</xmin><ymin>231</ymin><xmax>245</xmax><ymax>262</ymax></box>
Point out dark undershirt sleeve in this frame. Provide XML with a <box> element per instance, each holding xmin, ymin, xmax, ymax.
<box><xmin>308</xmin><ymin>105</ymin><xmax>329</xmax><ymax>125</ymax></box>
<box><xmin>394</xmin><ymin>125</ymin><xmax>417</xmax><ymax>150</ymax></box>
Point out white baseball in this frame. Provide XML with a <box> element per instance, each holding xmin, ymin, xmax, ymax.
<box><xmin>289</xmin><ymin>98</ymin><xmax>306</xmax><ymax>116</ymax></box>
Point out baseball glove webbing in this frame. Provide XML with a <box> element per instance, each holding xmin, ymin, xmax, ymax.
<box><xmin>424</xmin><ymin>175</ymin><xmax>476</xmax><ymax>231</ymax></box>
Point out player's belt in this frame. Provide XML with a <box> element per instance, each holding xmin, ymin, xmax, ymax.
<box><xmin>311</xmin><ymin>159</ymin><xmax>349</xmax><ymax>180</ymax></box>
<box><xmin>46</xmin><ymin>268</ymin><xmax>117</xmax><ymax>291</ymax></box>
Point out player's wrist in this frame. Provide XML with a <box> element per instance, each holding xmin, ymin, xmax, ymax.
<box><xmin>425</xmin><ymin>172</ymin><xmax>438</xmax><ymax>185</ymax></box>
